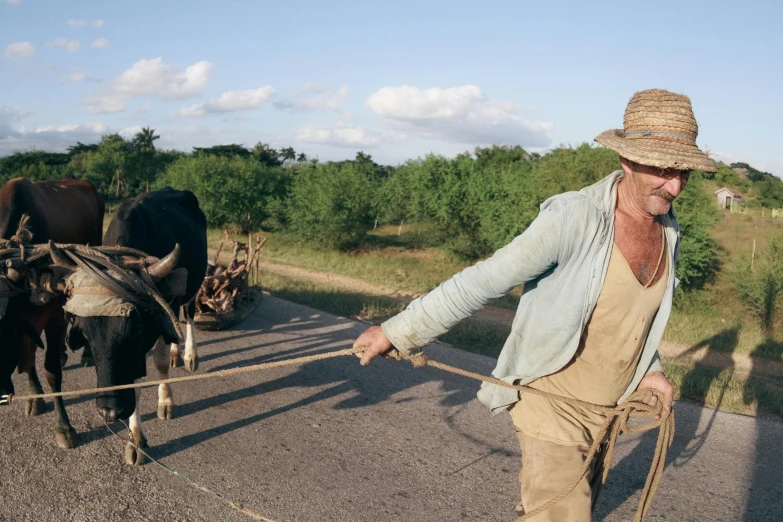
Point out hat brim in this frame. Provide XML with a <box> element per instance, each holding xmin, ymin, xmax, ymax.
<box><xmin>594</xmin><ymin>129</ymin><xmax>717</xmax><ymax>172</ymax></box>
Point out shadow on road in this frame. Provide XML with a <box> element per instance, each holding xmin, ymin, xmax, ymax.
<box><xmin>743</xmin><ymin>337</ymin><xmax>783</xmax><ymax>521</ymax></box>
<box><xmin>116</xmin><ymin>309</ymin><xmax>482</xmax><ymax>461</ymax></box>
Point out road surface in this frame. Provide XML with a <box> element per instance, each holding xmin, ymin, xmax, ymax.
<box><xmin>1</xmin><ymin>295</ymin><xmax>780</xmax><ymax>521</ymax></box>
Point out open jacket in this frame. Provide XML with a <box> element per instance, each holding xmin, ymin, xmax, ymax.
<box><xmin>381</xmin><ymin>170</ymin><xmax>680</xmax><ymax>415</ymax></box>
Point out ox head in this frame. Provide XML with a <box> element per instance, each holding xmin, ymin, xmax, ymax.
<box><xmin>66</xmin><ymin>244</ymin><xmax>186</xmax><ymax>421</ymax></box>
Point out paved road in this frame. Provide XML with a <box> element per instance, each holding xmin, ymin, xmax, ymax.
<box><xmin>1</xmin><ymin>295</ymin><xmax>781</xmax><ymax>521</ymax></box>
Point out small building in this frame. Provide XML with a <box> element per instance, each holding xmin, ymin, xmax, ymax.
<box><xmin>715</xmin><ymin>187</ymin><xmax>742</xmax><ymax>210</ymax></box>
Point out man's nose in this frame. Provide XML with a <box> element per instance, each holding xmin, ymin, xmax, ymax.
<box><xmin>664</xmin><ymin>176</ymin><xmax>683</xmax><ymax>197</ymax></box>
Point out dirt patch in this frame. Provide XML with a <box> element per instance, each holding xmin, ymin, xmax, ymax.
<box><xmin>259</xmin><ymin>260</ymin><xmax>423</xmax><ymax>301</ymax></box>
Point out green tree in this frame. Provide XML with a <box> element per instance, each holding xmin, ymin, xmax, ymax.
<box><xmin>280</xmin><ymin>146</ymin><xmax>296</xmax><ymax>167</ymax></box>
<box><xmin>73</xmin><ymin>133</ymin><xmax>134</xmax><ymax>198</ymax></box>
<box><xmin>67</xmin><ymin>142</ymin><xmax>98</xmax><ymax>156</ymax></box>
<box><xmin>131</xmin><ymin>127</ymin><xmax>161</xmax><ymax>192</ymax></box>
<box><xmin>132</xmin><ymin>127</ymin><xmax>160</xmax><ymax>153</ymax></box>
<box><xmin>671</xmin><ymin>172</ymin><xmax>722</xmax><ymax>293</ymax></box>
<box><xmin>251</xmin><ymin>142</ymin><xmax>282</xmax><ymax>167</ymax></box>
<box><xmin>732</xmin><ymin>237</ymin><xmax>783</xmax><ymax>332</ymax></box>
<box><xmin>157</xmin><ymin>155</ymin><xmax>290</xmax><ymax>233</ymax></box>
<box><xmin>0</xmin><ymin>151</ymin><xmax>73</xmax><ymax>184</ymax></box>
<box><xmin>281</xmin><ymin>160</ymin><xmax>376</xmax><ymax>249</ymax></box>
<box><xmin>193</xmin><ymin>144</ymin><xmax>251</xmax><ymax>159</ymax></box>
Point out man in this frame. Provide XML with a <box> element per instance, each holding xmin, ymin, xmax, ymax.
<box><xmin>352</xmin><ymin>88</ymin><xmax>717</xmax><ymax>521</ymax></box>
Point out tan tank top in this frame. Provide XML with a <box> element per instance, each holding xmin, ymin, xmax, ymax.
<box><xmin>510</xmin><ymin>231</ymin><xmax>669</xmax><ymax>445</ymax></box>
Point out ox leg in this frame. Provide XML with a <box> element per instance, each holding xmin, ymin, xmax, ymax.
<box><xmin>20</xmin><ymin>336</ymin><xmax>46</xmax><ymax>416</ymax></box>
<box><xmin>169</xmin><ymin>341</ymin><xmax>181</xmax><ymax>368</ymax></box>
<box><xmin>43</xmin><ymin>329</ymin><xmax>76</xmax><ymax>449</ymax></box>
<box><xmin>24</xmin><ymin>364</ymin><xmax>46</xmax><ymax>417</ymax></box>
<box><xmin>152</xmin><ymin>337</ymin><xmax>174</xmax><ymax>420</ymax></box>
<box><xmin>124</xmin><ymin>386</ymin><xmax>149</xmax><ymax>466</ymax></box>
<box><xmin>80</xmin><ymin>344</ymin><xmax>94</xmax><ymax>368</ymax></box>
<box><xmin>182</xmin><ymin>303</ymin><xmax>198</xmax><ymax>373</ymax></box>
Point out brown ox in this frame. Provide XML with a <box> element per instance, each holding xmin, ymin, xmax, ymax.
<box><xmin>0</xmin><ymin>177</ymin><xmax>104</xmax><ymax>449</ymax></box>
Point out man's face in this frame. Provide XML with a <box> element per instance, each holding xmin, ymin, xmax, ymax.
<box><xmin>620</xmin><ymin>158</ymin><xmax>690</xmax><ymax>216</ymax></box>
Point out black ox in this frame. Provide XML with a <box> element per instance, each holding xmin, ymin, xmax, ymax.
<box><xmin>66</xmin><ymin>187</ymin><xmax>207</xmax><ymax>465</ymax></box>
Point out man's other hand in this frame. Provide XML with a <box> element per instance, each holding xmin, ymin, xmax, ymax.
<box><xmin>353</xmin><ymin>326</ymin><xmax>394</xmax><ymax>366</ymax></box>
<box><xmin>636</xmin><ymin>371</ymin><xmax>674</xmax><ymax>419</ymax></box>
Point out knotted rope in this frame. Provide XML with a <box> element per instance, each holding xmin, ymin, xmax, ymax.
<box><xmin>1</xmin><ymin>344</ymin><xmax>674</xmax><ymax>522</ymax></box>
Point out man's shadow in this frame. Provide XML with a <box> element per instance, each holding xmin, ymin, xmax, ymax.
<box><xmin>594</xmin><ymin>326</ymin><xmax>740</xmax><ymax>520</ymax></box>
<box><xmin>742</xmin><ymin>336</ymin><xmax>783</xmax><ymax>521</ymax></box>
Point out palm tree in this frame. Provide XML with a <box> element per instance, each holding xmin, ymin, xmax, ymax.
<box><xmin>280</xmin><ymin>146</ymin><xmax>296</xmax><ymax>167</ymax></box>
<box><xmin>296</xmin><ymin>152</ymin><xmax>307</xmax><ymax>163</ymax></box>
<box><xmin>133</xmin><ymin>127</ymin><xmax>160</xmax><ymax>153</ymax></box>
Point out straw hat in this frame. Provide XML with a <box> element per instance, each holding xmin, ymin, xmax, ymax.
<box><xmin>594</xmin><ymin>89</ymin><xmax>717</xmax><ymax>172</ymax></box>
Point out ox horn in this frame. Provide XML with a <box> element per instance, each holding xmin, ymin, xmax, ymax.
<box><xmin>147</xmin><ymin>244</ymin><xmax>180</xmax><ymax>280</ymax></box>
<box><xmin>48</xmin><ymin>241</ymin><xmax>77</xmax><ymax>270</ymax></box>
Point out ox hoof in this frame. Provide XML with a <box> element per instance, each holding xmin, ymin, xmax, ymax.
<box><xmin>26</xmin><ymin>398</ymin><xmax>45</xmax><ymax>416</ymax></box>
<box><xmin>183</xmin><ymin>355</ymin><xmax>198</xmax><ymax>373</ymax></box>
<box><xmin>169</xmin><ymin>351</ymin><xmax>181</xmax><ymax>369</ymax></box>
<box><xmin>55</xmin><ymin>427</ymin><xmax>77</xmax><ymax>449</ymax></box>
<box><xmin>81</xmin><ymin>354</ymin><xmax>94</xmax><ymax>368</ymax></box>
<box><xmin>157</xmin><ymin>403</ymin><xmax>174</xmax><ymax>420</ymax></box>
<box><xmin>125</xmin><ymin>440</ymin><xmax>149</xmax><ymax>466</ymax></box>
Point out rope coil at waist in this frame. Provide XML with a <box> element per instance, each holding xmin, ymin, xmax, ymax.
<box><xmin>381</xmin><ymin>350</ymin><xmax>674</xmax><ymax>522</ymax></box>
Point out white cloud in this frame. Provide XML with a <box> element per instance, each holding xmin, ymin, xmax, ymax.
<box><xmin>82</xmin><ymin>57</ymin><xmax>214</xmax><ymax>114</ymax></box>
<box><xmin>365</xmin><ymin>85</ymin><xmax>553</xmax><ymax>148</ymax></box>
<box><xmin>0</xmin><ymin>107</ymin><xmax>111</xmax><ymax>155</ymax></box>
<box><xmin>135</xmin><ymin>102</ymin><xmax>151</xmax><ymax>115</ymax></box>
<box><xmin>67</xmin><ymin>18</ymin><xmax>103</xmax><ymax>28</ymax></box>
<box><xmin>112</xmin><ymin>58</ymin><xmax>213</xmax><ymax>99</ymax></box>
<box><xmin>0</xmin><ymin>105</ymin><xmax>30</xmax><ymax>134</ymax></box>
<box><xmin>274</xmin><ymin>84</ymin><xmax>349</xmax><ymax>112</ymax></box>
<box><xmin>91</xmin><ymin>38</ymin><xmax>110</xmax><ymax>49</ymax></box>
<box><xmin>82</xmin><ymin>95</ymin><xmax>126</xmax><ymax>114</ymax></box>
<box><xmin>293</xmin><ymin>121</ymin><xmax>401</xmax><ymax>149</ymax></box>
<box><xmin>177</xmin><ymin>86</ymin><xmax>275</xmax><ymax>117</ymax></box>
<box><xmin>4</xmin><ymin>42</ymin><xmax>36</xmax><ymax>61</ymax></box>
<box><xmin>46</xmin><ymin>38</ymin><xmax>81</xmax><ymax>52</ymax></box>
<box><xmin>63</xmin><ymin>72</ymin><xmax>85</xmax><ymax>83</ymax></box>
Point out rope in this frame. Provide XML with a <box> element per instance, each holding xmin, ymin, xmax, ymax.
<box><xmin>104</xmin><ymin>420</ymin><xmax>277</xmax><ymax>522</ymax></box>
<box><xmin>425</xmin><ymin>358</ymin><xmax>672</xmax><ymax>521</ymax></box>
<box><xmin>0</xmin><ymin>346</ymin><xmax>674</xmax><ymax>522</ymax></box>
<box><xmin>1</xmin><ymin>348</ymin><xmax>357</xmax><ymax>403</ymax></box>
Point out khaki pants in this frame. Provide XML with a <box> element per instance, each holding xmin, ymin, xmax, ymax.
<box><xmin>514</xmin><ymin>430</ymin><xmax>606</xmax><ymax>521</ymax></box>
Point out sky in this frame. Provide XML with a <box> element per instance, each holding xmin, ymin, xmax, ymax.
<box><xmin>1</xmin><ymin>0</ymin><xmax>781</xmax><ymax>176</ymax></box>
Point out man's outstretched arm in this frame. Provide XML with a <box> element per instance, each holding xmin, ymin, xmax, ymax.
<box><xmin>355</xmin><ymin>196</ymin><xmax>571</xmax><ymax>365</ymax></box>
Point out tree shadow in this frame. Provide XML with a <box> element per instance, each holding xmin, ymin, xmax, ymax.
<box><xmin>594</xmin><ymin>326</ymin><xmax>740</xmax><ymax>520</ymax></box>
<box><xmin>743</xmin><ymin>337</ymin><xmax>783</xmax><ymax>521</ymax></box>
